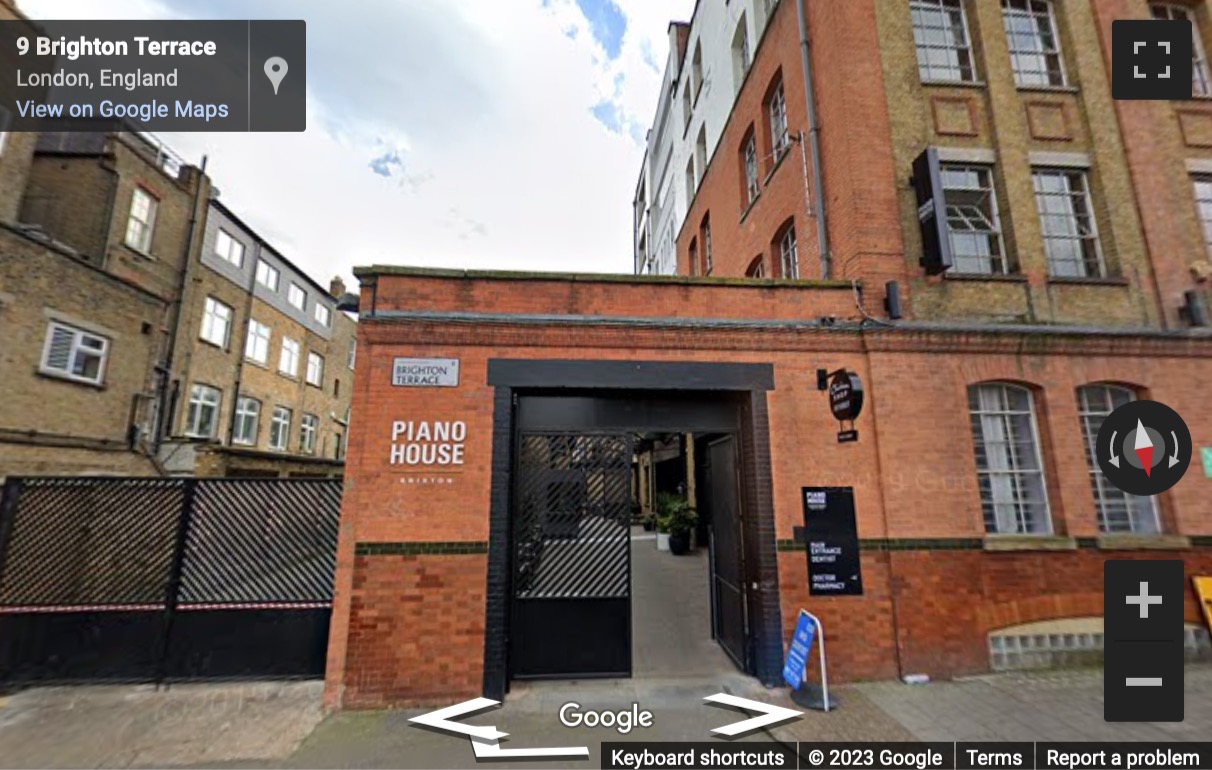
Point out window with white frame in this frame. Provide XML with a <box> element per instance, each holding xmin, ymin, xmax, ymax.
<box><xmin>214</xmin><ymin>228</ymin><xmax>245</xmax><ymax>267</ymax></box>
<box><xmin>200</xmin><ymin>297</ymin><xmax>233</xmax><ymax>347</ymax></box>
<box><xmin>779</xmin><ymin>224</ymin><xmax>798</xmax><ymax>279</ymax></box>
<box><xmin>185</xmin><ymin>384</ymin><xmax>221</xmax><ymax>438</ymax></box>
<box><xmin>124</xmin><ymin>188</ymin><xmax>158</xmax><ymax>253</ymax></box>
<box><xmin>306</xmin><ymin>351</ymin><xmax>325</xmax><ymax>387</ymax></box>
<box><xmin>686</xmin><ymin>158</ymin><xmax>696</xmax><ymax>200</ymax></box>
<box><xmin>1151</xmin><ymin>3</ymin><xmax>1211</xmax><ymax>96</ymax></box>
<box><xmin>315</xmin><ymin>303</ymin><xmax>332</xmax><ymax>327</ymax></box>
<box><xmin>702</xmin><ymin>217</ymin><xmax>713</xmax><ymax>275</ymax></box>
<box><xmin>911</xmin><ymin>0</ymin><xmax>976</xmax><ymax>83</ymax></box>
<box><xmin>245</xmin><ymin>319</ymin><xmax>271</xmax><ymax>365</ymax></box>
<box><xmin>744</xmin><ymin>133</ymin><xmax>760</xmax><ymax>204</ymax></box>
<box><xmin>232</xmin><ymin>396</ymin><xmax>261</xmax><ymax>446</ymax></box>
<box><xmin>1077</xmin><ymin>385</ymin><xmax>1160</xmax><ymax>535</ymax></box>
<box><xmin>968</xmin><ymin>383</ymin><xmax>1051</xmax><ymax>535</ymax></box>
<box><xmin>288</xmin><ymin>282</ymin><xmax>307</xmax><ymax>311</ymax></box>
<box><xmin>279</xmin><ymin>337</ymin><xmax>300</xmax><ymax>377</ymax></box>
<box><xmin>256</xmin><ymin>259</ymin><xmax>280</xmax><ymax>292</ymax></box>
<box><xmin>40</xmin><ymin>321</ymin><xmax>109</xmax><ymax>385</ymax></box>
<box><xmin>1001</xmin><ymin>0</ymin><xmax>1065</xmax><ymax>87</ymax></box>
<box><xmin>769</xmin><ymin>81</ymin><xmax>789</xmax><ymax>156</ymax></box>
<box><xmin>300</xmin><ymin>413</ymin><xmax>319</xmax><ymax>455</ymax></box>
<box><xmin>1192</xmin><ymin>175</ymin><xmax>1212</xmax><ymax>259</ymax></box>
<box><xmin>348</xmin><ymin>339</ymin><xmax>356</xmax><ymax>369</ymax></box>
<box><xmin>942</xmin><ymin>165</ymin><xmax>1008</xmax><ymax>274</ymax></box>
<box><xmin>269</xmin><ymin>406</ymin><xmax>292</xmax><ymax>450</ymax></box>
<box><xmin>1032</xmin><ymin>169</ymin><xmax>1105</xmax><ymax>278</ymax></box>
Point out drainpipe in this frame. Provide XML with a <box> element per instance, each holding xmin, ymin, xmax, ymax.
<box><xmin>154</xmin><ymin>155</ymin><xmax>208</xmax><ymax>449</ymax></box>
<box><xmin>795</xmin><ymin>0</ymin><xmax>831</xmax><ymax>279</ymax></box>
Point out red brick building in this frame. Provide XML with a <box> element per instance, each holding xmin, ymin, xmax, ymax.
<box><xmin>327</xmin><ymin>0</ymin><xmax>1212</xmax><ymax>709</ymax></box>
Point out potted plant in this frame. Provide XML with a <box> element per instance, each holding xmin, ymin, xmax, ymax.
<box><xmin>641</xmin><ymin>511</ymin><xmax>656</xmax><ymax>532</ymax></box>
<box><xmin>656</xmin><ymin>492</ymin><xmax>697</xmax><ymax>555</ymax></box>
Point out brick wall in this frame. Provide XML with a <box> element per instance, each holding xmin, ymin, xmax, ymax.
<box><xmin>171</xmin><ymin>269</ymin><xmax>355</xmax><ymax>463</ymax></box>
<box><xmin>1089</xmin><ymin>0</ymin><xmax>1212</xmax><ymax>329</ymax></box>
<box><xmin>327</xmin><ymin>269</ymin><xmax>1212</xmax><ymax>707</ymax></box>
<box><xmin>673</xmin><ymin>0</ymin><xmax>1189</xmax><ymax>328</ymax></box>
<box><xmin>0</xmin><ymin>226</ymin><xmax>166</xmax><ymax>474</ymax></box>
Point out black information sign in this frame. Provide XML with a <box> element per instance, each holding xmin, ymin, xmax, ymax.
<box><xmin>828</xmin><ymin>371</ymin><xmax>864</xmax><ymax>422</ymax></box>
<box><xmin>801</xmin><ymin>487</ymin><xmax>863</xmax><ymax>596</ymax></box>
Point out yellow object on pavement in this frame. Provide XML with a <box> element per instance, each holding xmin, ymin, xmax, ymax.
<box><xmin>1195</xmin><ymin>577</ymin><xmax>1212</xmax><ymax>633</ymax></box>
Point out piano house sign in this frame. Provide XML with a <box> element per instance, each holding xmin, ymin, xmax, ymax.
<box><xmin>388</xmin><ymin>357</ymin><xmax>465</xmax><ymax>484</ymax></box>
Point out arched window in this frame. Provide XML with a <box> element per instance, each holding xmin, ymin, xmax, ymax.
<box><xmin>773</xmin><ymin>218</ymin><xmax>798</xmax><ymax>279</ymax></box>
<box><xmin>688</xmin><ymin>238</ymin><xmax>698</xmax><ymax>277</ymax></box>
<box><xmin>968</xmin><ymin>383</ymin><xmax>1051</xmax><ymax>534</ymax></box>
<box><xmin>1077</xmin><ymin>385</ymin><xmax>1160</xmax><ymax>534</ymax></box>
<box><xmin>745</xmin><ymin>255</ymin><xmax>765</xmax><ymax>278</ymax></box>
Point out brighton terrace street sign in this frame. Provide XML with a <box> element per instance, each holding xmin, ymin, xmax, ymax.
<box><xmin>393</xmin><ymin>357</ymin><xmax>460</xmax><ymax>388</ymax></box>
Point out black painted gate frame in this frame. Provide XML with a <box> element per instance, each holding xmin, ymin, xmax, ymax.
<box><xmin>482</xmin><ymin>360</ymin><xmax>781</xmax><ymax>701</ymax></box>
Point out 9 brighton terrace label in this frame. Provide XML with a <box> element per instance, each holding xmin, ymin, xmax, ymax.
<box><xmin>392</xmin><ymin>358</ymin><xmax>460</xmax><ymax>388</ymax></box>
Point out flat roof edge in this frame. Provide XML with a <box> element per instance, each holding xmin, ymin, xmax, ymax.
<box><xmin>354</xmin><ymin>264</ymin><xmax>853</xmax><ymax>290</ymax></box>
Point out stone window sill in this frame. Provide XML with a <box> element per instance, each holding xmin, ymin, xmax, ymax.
<box><xmin>1096</xmin><ymin>534</ymin><xmax>1190</xmax><ymax>551</ymax></box>
<box><xmin>1016</xmin><ymin>84</ymin><xmax>1079</xmax><ymax>95</ymax></box>
<box><xmin>920</xmin><ymin>79</ymin><xmax>986</xmax><ymax>90</ymax></box>
<box><xmin>764</xmin><ymin>148</ymin><xmax>791</xmax><ymax>187</ymax></box>
<box><xmin>120</xmin><ymin>242</ymin><xmax>156</xmax><ymax>261</ymax></box>
<box><xmin>1047</xmin><ymin>275</ymin><xmax>1130</xmax><ymax>287</ymax></box>
<box><xmin>983</xmin><ymin>534</ymin><xmax>1077</xmax><ymax>552</ymax></box>
<box><xmin>36</xmin><ymin>369</ymin><xmax>106</xmax><ymax>390</ymax></box>
<box><xmin>944</xmin><ymin>272</ymin><xmax>1028</xmax><ymax>283</ymax></box>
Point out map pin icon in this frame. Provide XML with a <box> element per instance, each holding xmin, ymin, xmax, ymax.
<box><xmin>264</xmin><ymin>56</ymin><xmax>288</xmax><ymax>95</ymax></box>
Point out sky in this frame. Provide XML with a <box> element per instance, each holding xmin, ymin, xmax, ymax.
<box><xmin>18</xmin><ymin>0</ymin><xmax>695</xmax><ymax>291</ymax></box>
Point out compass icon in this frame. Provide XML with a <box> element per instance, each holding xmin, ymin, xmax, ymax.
<box><xmin>1096</xmin><ymin>400</ymin><xmax>1192</xmax><ymax>496</ymax></box>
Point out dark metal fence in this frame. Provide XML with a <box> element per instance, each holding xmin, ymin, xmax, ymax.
<box><xmin>0</xmin><ymin>477</ymin><xmax>341</xmax><ymax>688</ymax></box>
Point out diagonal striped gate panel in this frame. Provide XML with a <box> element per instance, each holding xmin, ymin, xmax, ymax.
<box><xmin>0</xmin><ymin>477</ymin><xmax>342</xmax><ymax>686</ymax></box>
<box><xmin>180</xmin><ymin>480</ymin><xmax>341</xmax><ymax>606</ymax></box>
<box><xmin>511</xmin><ymin>433</ymin><xmax>633</xmax><ymax>679</ymax></box>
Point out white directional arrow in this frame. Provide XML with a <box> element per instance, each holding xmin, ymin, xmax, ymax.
<box><xmin>1109</xmin><ymin>430</ymin><xmax>1120</xmax><ymax>468</ymax></box>
<box><xmin>408</xmin><ymin>698</ymin><xmax>509</xmax><ymax>742</ymax></box>
<box><xmin>704</xmin><ymin>693</ymin><xmax>803</xmax><ymax>736</ymax></box>
<box><xmin>1169</xmin><ymin>431</ymin><xmax>1181</xmax><ymax>468</ymax></box>
<box><xmin>470</xmin><ymin>739</ymin><xmax>589</xmax><ymax>760</ymax></box>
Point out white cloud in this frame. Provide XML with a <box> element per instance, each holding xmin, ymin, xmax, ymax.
<box><xmin>17</xmin><ymin>0</ymin><xmax>695</xmax><ymax>291</ymax></box>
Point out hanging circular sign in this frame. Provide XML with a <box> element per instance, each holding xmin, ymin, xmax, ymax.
<box><xmin>829</xmin><ymin>371</ymin><xmax>864</xmax><ymax>422</ymax></box>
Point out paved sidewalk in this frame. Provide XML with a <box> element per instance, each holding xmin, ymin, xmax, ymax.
<box><xmin>0</xmin><ymin>681</ymin><xmax>325</xmax><ymax>769</ymax></box>
<box><xmin>859</xmin><ymin>665</ymin><xmax>1212</xmax><ymax>743</ymax></box>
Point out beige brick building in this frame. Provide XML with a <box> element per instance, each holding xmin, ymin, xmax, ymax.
<box><xmin>0</xmin><ymin>10</ymin><xmax>356</xmax><ymax>479</ymax></box>
<box><xmin>157</xmin><ymin>200</ymin><xmax>356</xmax><ymax>478</ymax></box>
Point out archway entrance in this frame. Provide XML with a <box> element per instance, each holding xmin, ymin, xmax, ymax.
<box><xmin>481</xmin><ymin>360</ymin><xmax>782</xmax><ymax>701</ymax></box>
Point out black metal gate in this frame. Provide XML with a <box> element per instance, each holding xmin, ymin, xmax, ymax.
<box><xmin>705</xmin><ymin>437</ymin><xmax>748</xmax><ymax>670</ymax></box>
<box><xmin>0</xmin><ymin>477</ymin><xmax>341</xmax><ymax>688</ymax></box>
<box><xmin>510</xmin><ymin>433</ymin><xmax>632</xmax><ymax>679</ymax></box>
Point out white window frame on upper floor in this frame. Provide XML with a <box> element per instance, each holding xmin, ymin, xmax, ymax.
<box><xmin>124</xmin><ymin>187</ymin><xmax>158</xmax><ymax>254</ymax></box>
<box><xmin>306</xmin><ymin>351</ymin><xmax>325</xmax><ymax>387</ymax></box>
<box><xmin>911</xmin><ymin>0</ymin><xmax>978</xmax><ymax>84</ymax></box>
<box><xmin>256</xmin><ymin>259</ymin><xmax>280</xmax><ymax>292</ymax></box>
<box><xmin>245</xmin><ymin>319</ymin><xmax>271</xmax><ymax>365</ymax></box>
<box><xmin>279</xmin><ymin>337</ymin><xmax>301</xmax><ymax>378</ymax></box>
<box><xmin>288</xmin><ymin>282</ymin><xmax>307</xmax><ymax>311</ymax></box>
<box><xmin>40</xmin><ymin>321</ymin><xmax>110</xmax><ymax>386</ymax></box>
<box><xmin>315</xmin><ymin>303</ymin><xmax>332</xmax><ymax>328</ymax></box>
<box><xmin>200</xmin><ymin>296</ymin><xmax>233</xmax><ymax>348</ymax></box>
<box><xmin>214</xmin><ymin>228</ymin><xmax>245</xmax><ymax>268</ymax></box>
<box><xmin>1001</xmin><ymin>0</ymin><xmax>1067</xmax><ymax>88</ymax></box>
